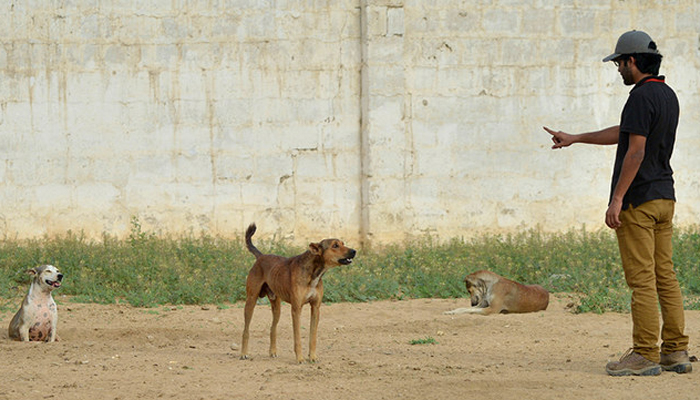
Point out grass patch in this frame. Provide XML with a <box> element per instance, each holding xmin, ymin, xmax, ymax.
<box><xmin>2</xmin><ymin>221</ymin><xmax>700</xmax><ymax>313</ymax></box>
<box><xmin>409</xmin><ymin>336</ymin><xmax>438</xmax><ymax>345</ymax></box>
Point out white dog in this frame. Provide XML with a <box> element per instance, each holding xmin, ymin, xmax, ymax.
<box><xmin>8</xmin><ymin>265</ymin><xmax>64</xmax><ymax>342</ymax></box>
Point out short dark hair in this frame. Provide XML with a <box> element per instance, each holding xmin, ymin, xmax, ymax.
<box><xmin>627</xmin><ymin>53</ymin><xmax>663</xmax><ymax>75</ymax></box>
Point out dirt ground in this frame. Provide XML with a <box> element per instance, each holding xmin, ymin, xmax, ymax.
<box><xmin>1</xmin><ymin>294</ymin><xmax>698</xmax><ymax>400</ymax></box>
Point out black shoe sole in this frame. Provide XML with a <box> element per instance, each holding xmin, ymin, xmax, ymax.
<box><xmin>662</xmin><ymin>363</ymin><xmax>692</xmax><ymax>374</ymax></box>
<box><xmin>606</xmin><ymin>366</ymin><xmax>662</xmax><ymax>377</ymax></box>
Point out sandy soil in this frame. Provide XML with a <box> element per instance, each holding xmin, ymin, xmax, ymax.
<box><xmin>1</xmin><ymin>295</ymin><xmax>697</xmax><ymax>400</ymax></box>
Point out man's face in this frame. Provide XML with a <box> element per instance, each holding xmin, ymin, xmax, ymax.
<box><xmin>615</xmin><ymin>57</ymin><xmax>635</xmax><ymax>86</ymax></box>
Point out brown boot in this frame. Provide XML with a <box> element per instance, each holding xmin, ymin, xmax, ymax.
<box><xmin>606</xmin><ymin>349</ymin><xmax>661</xmax><ymax>377</ymax></box>
<box><xmin>660</xmin><ymin>350</ymin><xmax>692</xmax><ymax>374</ymax></box>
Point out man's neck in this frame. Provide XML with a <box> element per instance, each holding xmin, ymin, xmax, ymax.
<box><xmin>634</xmin><ymin>72</ymin><xmax>653</xmax><ymax>84</ymax></box>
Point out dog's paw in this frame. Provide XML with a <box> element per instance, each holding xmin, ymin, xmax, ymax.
<box><xmin>444</xmin><ymin>308</ymin><xmax>469</xmax><ymax>315</ymax></box>
<box><xmin>239</xmin><ymin>354</ymin><xmax>251</xmax><ymax>360</ymax></box>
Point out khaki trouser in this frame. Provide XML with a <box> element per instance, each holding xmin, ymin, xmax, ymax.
<box><xmin>615</xmin><ymin>199</ymin><xmax>689</xmax><ymax>362</ymax></box>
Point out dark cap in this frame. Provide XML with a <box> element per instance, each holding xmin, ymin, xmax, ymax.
<box><xmin>602</xmin><ymin>30</ymin><xmax>660</xmax><ymax>62</ymax></box>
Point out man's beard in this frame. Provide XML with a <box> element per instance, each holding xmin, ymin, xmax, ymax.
<box><xmin>621</xmin><ymin>68</ymin><xmax>635</xmax><ymax>85</ymax></box>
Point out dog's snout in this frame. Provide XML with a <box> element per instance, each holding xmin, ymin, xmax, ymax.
<box><xmin>57</xmin><ymin>274</ymin><xmax>64</xmax><ymax>281</ymax></box>
<box><xmin>348</xmin><ymin>249</ymin><xmax>357</xmax><ymax>259</ymax></box>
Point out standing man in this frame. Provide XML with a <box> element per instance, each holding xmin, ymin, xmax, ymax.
<box><xmin>544</xmin><ymin>30</ymin><xmax>691</xmax><ymax>377</ymax></box>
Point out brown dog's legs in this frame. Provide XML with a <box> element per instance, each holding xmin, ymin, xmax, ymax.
<box><xmin>269</xmin><ymin>296</ymin><xmax>281</xmax><ymax>358</ymax></box>
<box><xmin>241</xmin><ymin>267</ymin><xmax>266</xmax><ymax>360</ymax></box>
<box><xmin>291</xmin><ymin>302</ymin><xmax>304</xmax><ymax>363</ymax></box>
<box><xmin>309</xmin><ymin>299</ymin><xmax>321</xmax><ymax>362</ymax></box>
<box><xmin>240</xmin><ymin>296</ymin><xmax>257</xmax><ymax>359</ymax></box>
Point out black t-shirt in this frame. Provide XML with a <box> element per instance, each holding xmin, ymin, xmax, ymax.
<box><xmin>610</xmin><ymin>76</ymin><xmax>679</xmax><ymax>209</ymax></box>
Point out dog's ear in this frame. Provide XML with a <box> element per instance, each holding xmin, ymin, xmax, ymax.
<box><xmin>26</xmin><ymin>267</ymin><xmax>39</xmax><ymax>276</ymax></box>
<box><xmin>309</xmin><ymin>242</ymin><xmax>323</xmax><ymax>255</ymax></box>
<box><xmin>465</xmin><ymin>275</ymin><xmax>476</xmax><ymax>288</ymax></box>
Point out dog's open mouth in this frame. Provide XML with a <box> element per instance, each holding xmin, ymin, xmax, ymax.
<box><xmin>46</xmin><ymin>279</ymin><xmax>62</xmax><ymax>288</ymax></box>
<box><xmin>337</xmin><ymin>249</ymin><xmax>356</xmax><ymax>265</ymax></box>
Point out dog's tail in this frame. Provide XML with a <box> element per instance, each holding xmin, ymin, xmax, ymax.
<box><xmin>245</xmin><ymin>223</ymin><xmax>263</xmax><ymax>259</ymax></box>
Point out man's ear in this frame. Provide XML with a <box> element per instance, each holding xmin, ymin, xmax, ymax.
<box><xmin>628</xmin><ymin>56</ymin><xmax>637</xmax><ymax>68</ymax></box>
<box><xmin>309</xmin><ymin>242</ymin><xmax>322</xmax><ymax>255</ymax></box>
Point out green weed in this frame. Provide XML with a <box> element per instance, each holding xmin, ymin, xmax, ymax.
<box><xmin>1</xmin><ymin>222</ymin><xmax>700</xmax><ymax>313</ymax></box>
<box><xmin>409</xmin><ymin>336</ymin><xmax>437</xmax><ymax>345</ymax></box>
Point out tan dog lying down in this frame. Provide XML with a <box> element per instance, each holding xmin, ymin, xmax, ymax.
<box><xmin>445</xmin><ymin>270</ymin><xmax>549</xmax><ymax>315</ymax></box>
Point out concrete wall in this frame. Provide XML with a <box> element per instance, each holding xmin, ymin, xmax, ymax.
<box><xmin>1</xmin><ymin>0</ymin><xmax>699</xmax><ymax>245</ymax></box>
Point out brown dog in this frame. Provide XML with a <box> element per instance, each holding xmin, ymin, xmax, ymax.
<box><xmin>444</xmin><ymin>270</ymin><xmax>549</xmax><ymax>316</ymax></box>
<box><xmin>240</xmin><ymin>223</ymin><xmax>356</xmax><ymax>363</ymax></box>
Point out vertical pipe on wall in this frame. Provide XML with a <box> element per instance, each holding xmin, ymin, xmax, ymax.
<box><xmin>359</xmin><ymin>0</ymin><xmax>371</xmax><ymax>249</ymax></box>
